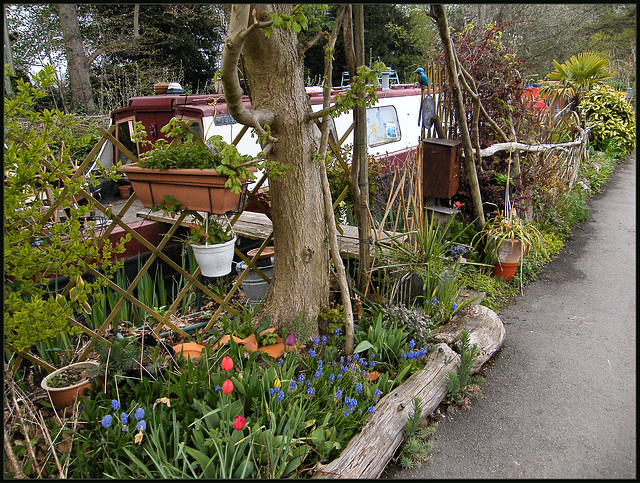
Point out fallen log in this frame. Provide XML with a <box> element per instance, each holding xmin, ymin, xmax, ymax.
<box><xmin>432</xmin><ymin>304</ymin><xmax>506</xmax><ymax>374</ymax></box>
<box><xmin>313</xmin><ymin>343</ymin><xmax>459</xmax><ymax>479</ymax></box>
<box><xmin>313</xmin><ymin>305</ymin><xmax>505</xmax><ymax>479</ymax></box>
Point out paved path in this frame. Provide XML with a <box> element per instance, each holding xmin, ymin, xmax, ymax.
<box><xmin>391</xmin><ymin>150</ymin><xmax>636</xmax><ymax>479</ymax></box>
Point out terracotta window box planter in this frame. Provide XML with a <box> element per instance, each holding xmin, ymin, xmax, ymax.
<box><xmin>119</xmin><ymin>163</ymin><xmax>253</xmax><ymax>214</ymax></box>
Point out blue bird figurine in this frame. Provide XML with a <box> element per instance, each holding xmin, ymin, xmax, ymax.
<box><xmin>415</xmin><ymin>67</ymin><xmax>429</xmax><ymax>87</ymax></box>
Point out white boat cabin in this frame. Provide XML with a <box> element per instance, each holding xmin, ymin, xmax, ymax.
<box><xmin>99</xmin><ymin>84</ymin><xmax>433</xmax><ymax>180</ymax></box>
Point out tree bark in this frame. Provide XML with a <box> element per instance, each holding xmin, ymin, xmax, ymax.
<box><xmin>222</xmin><ymin>5</ymin><xmax>329</xmax><ymax>334</ymax></box>
<box><xmin>57</xmin><ymin>4</ymin><xmax>95</xmax><ymax>114</ymax></box>
<box><xmin>430</xmin><ymin>5</ymin><xmax>484</xmax><ymax>229</ymax></box>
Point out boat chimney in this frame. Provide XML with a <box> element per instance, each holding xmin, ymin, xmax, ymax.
<box><xmin>381</xmin><ymin>71</ymin><xmax>390</xmax><ymax>91</ymax></box>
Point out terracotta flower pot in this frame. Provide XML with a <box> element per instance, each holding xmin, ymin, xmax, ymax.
<box><xmin>118</xmin><ymin>163</ymin><xmax>251</xmax><ymax>214</ymax></box>
<box><xmin>492</xmin><ymin>261</ymin><xmax>519</xmax><ymax>281</ymax></box>
<box><xmin>153</xmin><ymin>83</ymin><xmax>169</xmax><ymax>94</ymax></box>
<box><xmin>118</xmin><ymin>184</ymin><xmax>133</xmax><ymax>198</ymax></box>
<box><xmin>173</xmin><ymin>342</ymin><xmax>206</xmax><ymax>363</ymax></box>
<box><xmin>41</xmin><ymin>361</ymin><xmax>99</xmax><ymax>409</ymax></box>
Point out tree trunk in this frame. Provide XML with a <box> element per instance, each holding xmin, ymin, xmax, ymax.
<box><xmin>57</xmin><ymin>4</ymin><xmax>95</xmax><ymax>114</ymax></box>
<box><xmin>431</xmin><ymin>5</ymin><xmax>485</xmax><ymax>229</ymax></box>
<box><xmin>352</xmin><ymin>5</ymin><xmax>371</xmax><ymax>294</ymax></box>
<box><xmin>235</xmin><ymin>5</ymin><xmax>330</xmax><ymax>335</ymax></box>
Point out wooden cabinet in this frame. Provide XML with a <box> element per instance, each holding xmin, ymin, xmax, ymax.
<box><xmin>422</xmin><ymin>138</ymin><xmax>462</xmax><ymax>199</ymax></box>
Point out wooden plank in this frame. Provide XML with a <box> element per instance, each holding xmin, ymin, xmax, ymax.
<box><xmin>138</xmin><ymin>210</ymin><xmax>371</xmax><ymax>259</ymax></box>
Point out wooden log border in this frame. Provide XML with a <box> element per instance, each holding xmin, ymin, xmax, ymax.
<box><xmin>313</xmin><ymin>305</ymin><xmax>505</xmax><ymax>479</ymax></box>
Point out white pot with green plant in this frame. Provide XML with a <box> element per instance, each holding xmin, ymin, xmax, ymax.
<box><xmin>185</xmin><ymin>214</ymin><xmax>236</xmax><ymax>277</ymax></box>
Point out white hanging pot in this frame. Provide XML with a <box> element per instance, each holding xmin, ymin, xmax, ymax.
<box><xmin>191</xmin><ymin>236</ymin><xmax>236</xmax><ymax>277</ymax></box>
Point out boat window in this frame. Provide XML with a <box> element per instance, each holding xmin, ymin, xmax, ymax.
<box><xmin>116</xmin><ymin>120</ymin><xmax>138</xmax><ymax>164</ymax></box>
<box><xmin>366</xmin><ymin>106</ymin><xmax>400</xmax><ymax>147</ymax></box>
<box><xmin>180</xmin><ymin>117</ymin><xmax>204</xmax><ymax>141</ymax></box>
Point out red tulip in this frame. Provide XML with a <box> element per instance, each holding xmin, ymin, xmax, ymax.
<box><xmin>233</xmin><ymin>415</ymin><xmax>246</xmax><ymax>431</ymax></box>
<box><xmin>221</xmin><ymin>356</ymin><xmax>234</xmax><ymax>371</ymax></box>
<box><xmin>222</xmin><ymin>379</ymin><xmax>234</xmax><ymax>394</ymax></box>
<box><xmin>454</xmin><ymin>201</ymin><xmax>462</xmax><ymax>208</ymax></box>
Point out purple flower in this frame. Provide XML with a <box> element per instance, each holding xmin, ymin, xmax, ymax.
<box><xmin>408</xmin><ymin>340</ymin><xmax>416</xmax><ymax>350</ymax></box>
<box><xmin>120</xmin><ymin>412</ymin><xmax>128</xmax><ymax>425</ymax></box>
<box><xmin>328</xmin><ymin>374</ymin><xmax>335</xmax><ymax>382</ymax></box>
<box><xmin>368</xmin><ymin>406</ymin><xmax>375</xmax><ymax>414</ymax></box>
<box><xmin>307</xmin><ymin>387</ymin><xmax>316</xmax><ymax>397</ymax></box>
<box><xmin>334</xmin><ymin>389</ymin><xmax>342</xmax><ymax>401</ymax></box>
<box><xmin>313</xmin><ymin>337</ymin><xmax>319</xmax><ymax>345</ymax></box>
<box><xmin>135</xmin><ymin>408</ymin><xmax>145</xmax><ymax>421</ymax></box>
<box><xmin>451</xmin><ymin>303</ymin><xmax>457</xmax><ymax>311</ymax></box>
<box><xmin>101</xmin><ymin>415</ymin><xmax>112</xmax><ymax>428</ymax></box>
<box><xmin>111</xmin><ymin>399</ymin><xmax>120</xmax><ymax>411</ymax></box>
<box><xmin>308</xmin><ymin>349</ymin><xmax>316</xmax><ymax>359</ymax></box>
<box><xmin>355</xmin><ymin>383</ymin><xmax>363</xmax><ymax>393</ymax></box>
<box><xmin>277</xmin><ymin>391</ymin><xmax>285</xmax><ymax>402</ymax></box>
<box><xmin>284</xmin><ymin>333</ymin><xmax>296</xmax><ymax>347</ymax></box>
<box><xmin>334</xmin><ymin>328</ymin><xmax>340</xmax><ymax>335</ymax></box>
<box><xmin>288</xmin><ymin>381</ymin><xmax>297</xmax><ymax>392</ymax></box>
<box><xmin>136</xmin><ymin>420</ymin><xmax>146</xmax><ymax>432</ymax></box>
<box><xmin>321</xmin><ymin>336</ymin><xmax>327</xmax><ymax>343</ymax></box>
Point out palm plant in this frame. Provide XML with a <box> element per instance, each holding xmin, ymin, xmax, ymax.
<box><xmin>539</xmin><ymin>51</ymin><xmax>614</xmax><ymax>113</ymax></box>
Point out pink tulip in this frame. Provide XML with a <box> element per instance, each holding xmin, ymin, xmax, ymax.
<box><xmin>284</xmin><ymin>333</ymin><xmax>296</xmax><ymax>347</ymax></box>
<box><xmin>233</xmin><ymin>415</ymin><xmax>246</xmax><ymax>431</ymax></box>
<box><xmin>221</xmin><ymin>356</ymin><xmax>234</xmax><ymax>371</ymax></box>
<box><xmin>222</xmin><ymin>379</ymin><xmax>234</xmax><ymax>394</ymax></box>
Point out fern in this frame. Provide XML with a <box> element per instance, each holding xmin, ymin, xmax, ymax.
<box><xmin>446</xmin><ymin>330</ymin><xmax>483</xmax><ymax>405</ymax></box>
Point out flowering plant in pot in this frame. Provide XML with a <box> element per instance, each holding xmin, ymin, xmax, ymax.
<box><xmin>183</xmin><ymin>213</ymin><xmax>236</xmax><ymax>277</ymax></box>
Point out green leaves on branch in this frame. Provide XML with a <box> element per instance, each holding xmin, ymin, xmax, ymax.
<box><xmin>4</xmin><ymin>66</ymin><xmax>128</xmax><ymax>351</ymax></box>
<box><xmin>266</xmin><ymin>9</ymin><xmax>309</xmax><ymax>37</ymax></box>
<box><xmin>331</xmin><ymin>63</ymin><xmax>388</xmax><ymax>117</ymax></box>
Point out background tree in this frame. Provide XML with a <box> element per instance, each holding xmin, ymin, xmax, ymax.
<box><xmin>57</xmin><ymin>4</ymin><xmax>95</xmax><ymax>114</ymax></box>
<box><xmin>300</xmin><ymin>4</ymin><xmax>435</xmax><ymax>87</ymax></box>
<box><xmin>447</xmin><ymin>3</ymin><xmax>635</xmax><ymax>89</ymax></box>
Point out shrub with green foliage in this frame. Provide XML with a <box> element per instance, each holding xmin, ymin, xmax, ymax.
<box><xmin>4</xmin><ymin>66</ymin><xmax>127</xmax><ymax>352</ymax></box>
<box><xmin>578</xmin><ymin>84</ymin><xmax>636</xmax><ymax>155</ymax></box>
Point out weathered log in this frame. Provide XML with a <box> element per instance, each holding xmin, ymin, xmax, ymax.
<box><xmin>432</xmin><ymin>304</ymin><xmax>506</xmax><ymax>374</ymax></box>
<box><xmin>313</xmin><ymin>305</ymin><xmax>505</xmax><ymax>479</ymax></box>
<box><xmin>313</xmin><ymin>343</ymin><xmax>459</xmax><ymax>479</ymax></box>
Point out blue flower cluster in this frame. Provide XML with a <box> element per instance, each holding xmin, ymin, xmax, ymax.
<box><xmin>450</xmin><ymin>244</ymin><xmax>468</xmax><ymax>261</ymax></box>
<box><xmin>401</xmin><ymin>341</ymin><xmax>428</xmax><ymax>360</ymax></box>
<box><xmin>100</xmin><ymin>400</ymin><xmax>147</xmax><ymax>436</ymax></box>
<box><xmin>268</xmin><ymin>386</ymin><xmax>286</xmax><ymax>402</ymax></box>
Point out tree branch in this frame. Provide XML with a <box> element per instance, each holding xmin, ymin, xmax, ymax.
<box><xmin>221</xmin><ymin>5</ymin><xmax>276</xmax><ymax>143</ymax></box>
<box><xmin>299</xmin><ymin>31</ymin><xmax>329</xmax><ymax>57</ymax></box>
<box><xmin>316</xmin><ymin>4</ymin><xmax>355</xmax><ymax>356</ymax></box>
